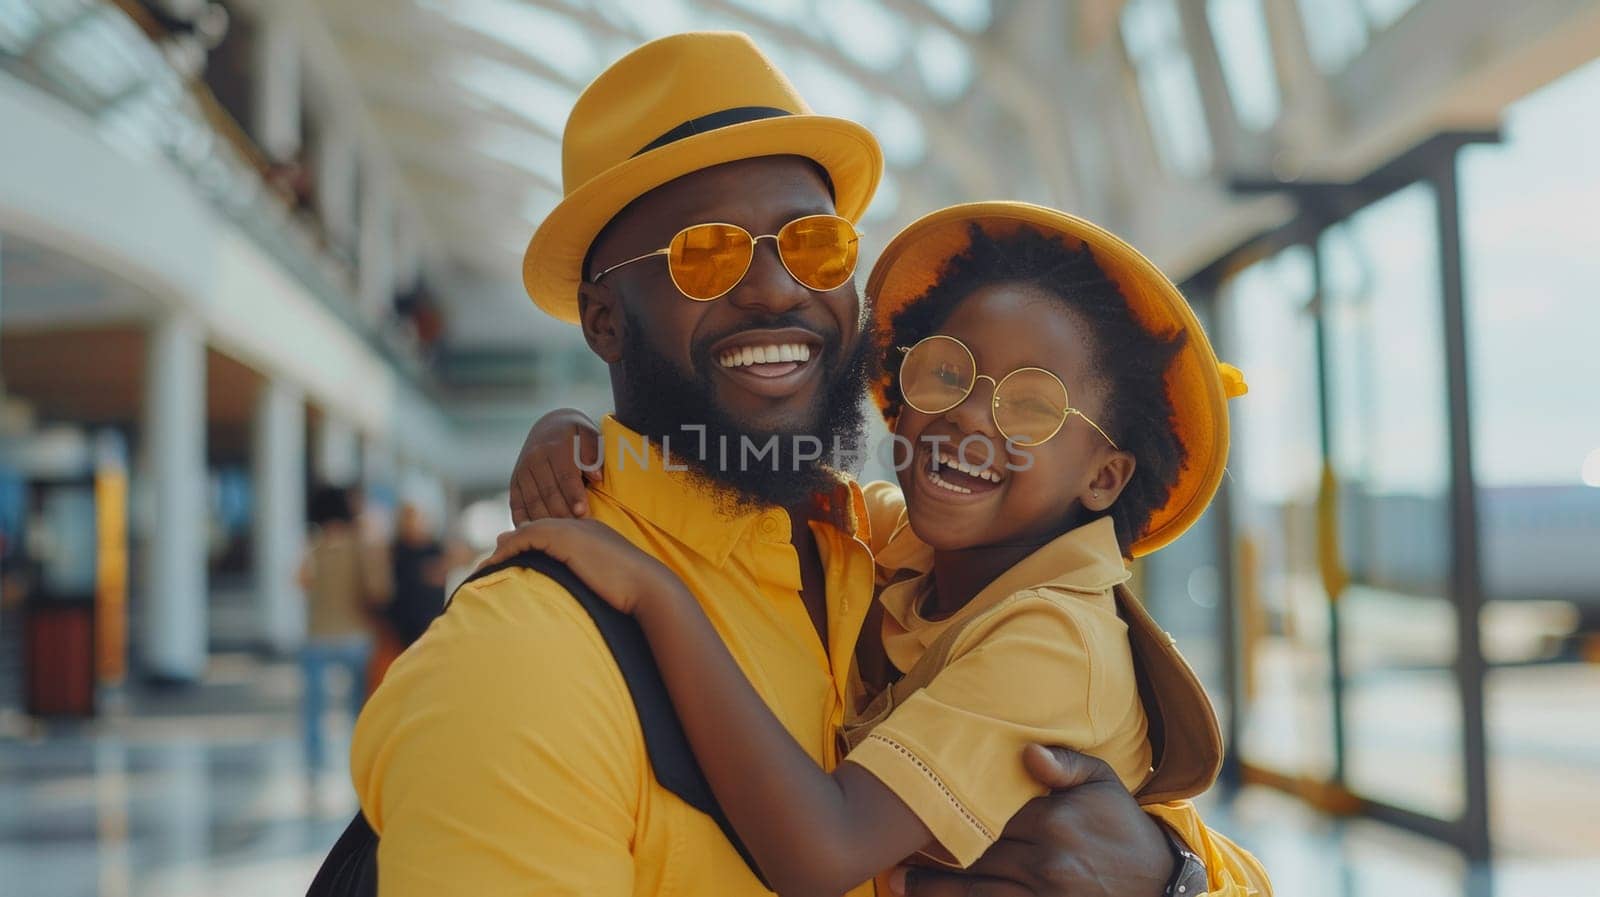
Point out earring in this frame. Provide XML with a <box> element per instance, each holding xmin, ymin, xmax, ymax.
<box><xmin>1091</xmin><ymin>489</ymin><xmax>1101</xmax><ymax>500</ymax></box>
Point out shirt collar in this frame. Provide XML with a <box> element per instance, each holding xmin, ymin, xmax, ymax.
<box><xmin>879</xmin><ymin>516</ymin><xmax>1131</xmax><ymax>663</ymax></box>
<box><xmin>591</xmin><ymin>415</ymin><xmax>865</xmax><ymax>566</ymax></box>
<box><xmin>969</xmin><ymin>515</ymin><xmax>1130</xmax><ymax>600</ymax></box>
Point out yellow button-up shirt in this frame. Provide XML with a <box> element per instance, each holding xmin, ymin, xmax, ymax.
<box><xmin>352</xmin><ymin>416</ymin><xmax>878</xmax><ymax>896</ymax></box>
<box><xmin>847</xmin><ymin>516</ymin><xmax>1154</xmax><ymax>867</ymax></box>
<box><xmin>860</xmin><ymin>481</ymin><xmax>1271</xmax><ymax>895</ymax></box>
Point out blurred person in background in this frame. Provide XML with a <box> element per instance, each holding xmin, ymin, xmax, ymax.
<box><xmin>298</xmin><ymin>485</ymin><xmax>389</xmax><ymax>772</ymax></box>
<box><xmin>365</xmin><ymin>501</ymin><xmax>453</xmax><ymax>693</ymax></box>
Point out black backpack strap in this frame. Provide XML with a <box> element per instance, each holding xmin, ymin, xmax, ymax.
<box><xmin>308</xmin><ymin>549</ymin><xmax>767</xmax><ymax>897</ymax></box>
<box><xmin>306</xmin><ymin>811</ymin><xmax>378</xmax><ymax>897</ymax></box>
<box><xmin>466</xmin><ymin>550</ymin><xmax>768</xmax><ymax>886</ymax></box>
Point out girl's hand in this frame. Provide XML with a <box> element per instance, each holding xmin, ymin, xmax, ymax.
<box><xmin>478</xmin><ymin>519</ymin><xmax>686</xmax><ymax>617</ymax></box>
<box><xmin>509</xmin><ymin>409</ymin><xmax>602</xmax><ymax>522</ymax></box>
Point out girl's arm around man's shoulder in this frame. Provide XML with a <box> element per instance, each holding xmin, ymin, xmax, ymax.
<box><xmin>860</xmin><ymin>480</ymin><xmax>933</xmax><ymax>582</ymax></box>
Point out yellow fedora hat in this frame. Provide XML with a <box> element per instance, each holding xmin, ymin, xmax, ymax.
<box><xmin>523</xmin><ymin>32</ymin><xmax>883</xmax><ymax>323</ymax></box>
<box><xmin>866</xmin><ymin>201</ymin><xmax>1248</xmax><ymax>557</ymax></box>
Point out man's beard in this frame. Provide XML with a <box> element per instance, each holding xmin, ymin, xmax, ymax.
<box><xmin>616</xmin><ymin>308</ymin><xmax>873</xmax><ymax>512</ymax></box>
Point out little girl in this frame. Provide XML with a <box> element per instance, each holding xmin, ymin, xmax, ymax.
<box><xmin>487</xmin><ymin>202</ymin><xmax>1247</xmax><ymax>896</ymax></box>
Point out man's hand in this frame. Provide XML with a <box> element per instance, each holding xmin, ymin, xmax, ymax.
<box><xmin>509</xmin><ymin>409</ymin><xmax>603</xmax><ymax>522</ymax></box>
<box><xmin>891</xmin><ymin>746</ymin><xmax>1175</xmax><ymax>897</ymax></box>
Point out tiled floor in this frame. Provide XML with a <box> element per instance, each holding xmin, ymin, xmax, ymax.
<box><xmin>1203</xmin><ymin>789</ymin><xmax>1599</xmax><ymax>897</ymax></box>
<box><xmin>0</xmin><ymin>656</ymin><xmax>357</xmax><ymax>897</ymax></box>
<box><xmin>1</xmin><ymin>653</ymin><xmax>1595</xmax><ymax>897</ymax></box>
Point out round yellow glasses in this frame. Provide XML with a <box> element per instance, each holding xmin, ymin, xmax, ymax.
<box><xmin>896</xmin><ymin>334</ymin><xmax>1119</xmax><ymax>449</ymax></box>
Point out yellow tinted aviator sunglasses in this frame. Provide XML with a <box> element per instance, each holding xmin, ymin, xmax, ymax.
<box><xmin>591</xmin><ymin>214</ymin><xmax>861</xmax><ymax>301</ymax></box>
<box><xmin>896</xmin><ymin>335</ymin><xmax>1120</xmax><ymax>449</ymax></box>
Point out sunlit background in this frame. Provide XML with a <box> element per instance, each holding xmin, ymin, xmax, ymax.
<box><xmin>1</xmin><ymin>1</ymin><xmax>1598</xmax><ymax>895</ymax></box>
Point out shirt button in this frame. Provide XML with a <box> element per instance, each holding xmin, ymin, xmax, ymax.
<box><xmin>758</xmin><ymin>513</ymin><xmax>783</xmax><ymax>537</ymax></box>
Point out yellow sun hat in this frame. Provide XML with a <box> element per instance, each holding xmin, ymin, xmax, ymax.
<box><xmin>866</xmin><ymin>201</ymin><xmax>1248</xmax><ymax>557</ymax></box>
<box><xmin>522</xmin><ymin>32</ymin><xmax>883</xmax><ymax>323</ymax></box>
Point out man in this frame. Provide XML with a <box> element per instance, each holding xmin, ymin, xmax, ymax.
<box><xmin>352</xmin><ymin>32</ymin><xmax>1269</xmax><ymax>896</ymax></box>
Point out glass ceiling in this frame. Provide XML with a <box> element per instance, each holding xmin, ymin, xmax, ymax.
<box><xmin>0</xmin><ymin>0</ymin><xmax>1443</xmax><ymax>350</ymax></box>
<box><xmin>0</xmin><ymin>0</ymin><xmax>1369</xmax><ymax>297</ymax></box>
<box><xmin>333</xmin><ymin>0</ymin><xmax>999</xmax><ymax>242</ymax></box>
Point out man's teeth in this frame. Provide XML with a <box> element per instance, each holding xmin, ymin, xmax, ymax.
<box><xmin>718</xmin><ymin>343</ymin><xmax>813</xmax><ymax>368</ymax></box>
<box><xmin>934</xmin><ymin>450</ymin><xmax>1002</xmax><ymax>483</ymax></box>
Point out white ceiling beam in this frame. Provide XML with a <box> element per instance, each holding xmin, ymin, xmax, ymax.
<box><xmin>401</xmin><ymin>163</ymin><xmax>556</xmax><ymax>218</ymax></box>
<box><xmin>868</xmin><ymin>0</ymin><xmax>1082</xmax><ymax>204</ymax></box>
<box><xmin>344</xmin><ymin>55</ymin><xmax>563</xmax><ymax>143</ymax></box>
<box><xmin>1175</xmin><ymin>0</ymin><xmax>1241</xmax><ymax>174</ymax></box>
<box><xmin>694</xmin><ymin>0</ymin><xmax>1000</xmax><ymax>199</ymax></box>
<box><xmin>875</xmin><ymin>0</ymin><xmax>979</xmax><ymax>37</ymax></box>
<box><xmin>391</xmin><ymin>151</ymin><xmax>556</xmax><ymax>199</ymax></box>
<box><xmin>320</xmin><ymin>1</ymin><xmax>585</xmax><ymax>92</ymax></box>
<box><xmin>359</xmin><ymin>91</ymin><xmax>509</xmax><ymax>136</ymax></box>
<box><xmin>361</xmin><ymin>98</ymin><xmax>562</xmax><ymax>188</ymax></box>
<box><xmin>327</xmin><ymin>0</ymin><xmax>642</xmax><ymax>57</ymax></box>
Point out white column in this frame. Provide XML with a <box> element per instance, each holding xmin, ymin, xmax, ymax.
<box><xmin>254</xmin><ymin>9</ymin><xmax>302</xmax><ymax>163</ymax></box>
<box><xmin>0</xmin><ymin>229</ymin><xmax>5</xmax><ymax>366</ymax></box>
<box><xmin>357</xmin><ymin>166</ymin><xmax>393</xmax><ymax>320</ymax></box>
<box><xmin>393</xmin><ymin>214</ymin><xmax>422</xmax><ymax>296</ymax></box>
<box><xmin>313</xmin><ymin>414</ymin><xmax>360</xmax><ymax>487</ymax></box>
<box><xmin>316</xmin><ymin>124</ymin><xmax>358</xmax><ymax>249</ymax></box>
<box><xmin>253</xmin><ymin>378</ymin><xmax>306</xmax><ymax>654</ymax></box>
<box><xmin>360</xmin><ymin>433</ymin><xmax>399</xmax><ymax>540</ymax></box>
<box><xmin>141</xmin><ymin>314</ymin><xmax>207</xmax><ymax>681</ymax></box>
<box><xmin>443</xmin><ymin>480</ymin><xmax>462</xmax><ymax>531</ymax></box>
<box><xmin>1</xmin><ymin>233</ymin><xmax>4</xmax><ymax>616</ymax></box>
<box><xmin>361</xmin><ymin>433</ymin><xmax>397</xmax><ymax>495</ymax></box>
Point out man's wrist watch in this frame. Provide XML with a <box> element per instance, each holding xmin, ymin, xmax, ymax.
<box><xmin>1160</xmin><ymin>824</ymin><xmax>1208</xmax><ymax>897</ymax></box>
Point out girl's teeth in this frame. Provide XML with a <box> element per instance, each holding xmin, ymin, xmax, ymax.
<box><xmin>934</xmin><ymin>451</ymin><xmax>1001</xmax><ymax>483</ymax></box>
<box><xmin>928</xmin><ymin>470</ymin><xmax>972</xmax><ymax>494</ymax></box>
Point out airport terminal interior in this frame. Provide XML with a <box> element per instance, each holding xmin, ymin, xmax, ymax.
<box><xmin>1</xmin><ymin>0</ymin><xmax>1598</xmax><ymax>894</ymax></box>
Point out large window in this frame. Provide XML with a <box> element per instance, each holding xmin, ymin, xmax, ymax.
<box><xmin>1206</xmin><ymin>0</ymin><xmax>1281</xmax><ymax>131</ymax></box>
<box><xmin>1321</xmin><ymin>184</ymin><xmax>1466</xmax><ymax>820</ymax></box>
<box><xmin>1220</xmin><ymin>245</ymin><xmax>1338</xmax><ymax>782</ymax></box>
<box><xmin>1121</xmin><ymin>0</ymin><xmax>1214</xmax><ymax>176</ymax></box>
<box><xmin>1294</xmin><ymin>0</ymin><xmax>1421</xmax><ymax>72</ymax></box>
<box><xmin>1460</xmin><ymin>55</ymin><xmax>1600</xmax><ymax>857</ymax></box>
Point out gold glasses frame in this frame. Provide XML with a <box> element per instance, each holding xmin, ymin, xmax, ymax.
<box><xmin>896</xmin><ymin>334</ymin><xmax>1120</xmax><ymax>449</ymax></box>
<box><xmin>590</xmin><ymin>214</ymin><xmax>861</xmax><ymax>302</ymax></box>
